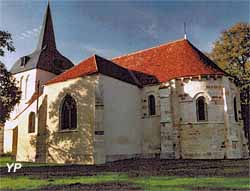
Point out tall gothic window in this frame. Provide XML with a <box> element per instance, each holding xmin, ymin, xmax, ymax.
<box><xmin>28</xmin><ymin>112</ymin><xmax>35</xmax><ymax>133</ymax></box>
<box><xmin>196</xmin><ymin>96</ymin><xmax>207</xmax><ymax>121</ymax></box>
<box><xmin>148</xmin><ymin>95</ymin><xmax>156</xmax><ymax>116</ymax></box>
<box><xmin>60</xmin><ymin>95</ymin><xmax>77</xmax><ymax>130</ymax></box>
<box><xmin>19</xmin><ymin>76</ymin><xmax>24</xmax><ymax>91</ymax></box>
<box><xmin>25</xmin><ymin>75</ymin><xmax>29</xmax><ymax>99</ymax></box>
<box><xmin>234</xmin><ymin>97</ymin><xmax>238</xmax><ymax>122</ymax></box>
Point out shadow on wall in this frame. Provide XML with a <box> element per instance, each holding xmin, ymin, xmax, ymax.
<box><xmin>30</xmin><ymin>77</ymin><xmax>96</xmax><ymax>164</ymax></box>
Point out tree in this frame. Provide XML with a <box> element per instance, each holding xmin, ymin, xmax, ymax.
<box><xmin>209</xmin><ymin>23</ymin><xmax>250</xmax><ymax>147</ymax></box>
<box><xmin>0</xmin><ymin>31</ymin><xmax>21</xmax><ymax>124</ymax></box>
<box><xmin>0</xmin><ymin>31</ymin><xmax>15</xmax><ymax>57</ymax></box>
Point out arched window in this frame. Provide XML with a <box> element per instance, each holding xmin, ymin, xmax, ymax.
<box><xmin>148</xmin><ymin>95</ymin><xmax>156</xmax><ymax>116</ymax></box>
<box><xmin>60</xmin><ymin>95</ymin><xmax>77</xmax><ymax>130</ymax></box>
<box><xmin>234</xmin><ymin>97</ymin><xmax>238</xmax><ymax>122</ymax></box>
<box><xmin>196</xmin><ymin>96</ymin><xmax>207</xmax><ymax>121</ymax></box>
<box><xmin>25</xmin><ymin>75</ymin><xmax>29</xmax><ymax>99</ymax></box>
<box><xmin>28</xmin><ymin>112</ymin><xmax>35</xmax><ymax>133</ymax></box>
<box><xmin>19</xmin><ymin>76</ymin><xmax>24</xmax><ymax>91</ymax></box>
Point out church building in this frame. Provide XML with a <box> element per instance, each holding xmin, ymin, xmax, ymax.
<box><xmin>4</xmin><ymin>3</ymin><xmax>248</xmax><ymax>164</ymax></box>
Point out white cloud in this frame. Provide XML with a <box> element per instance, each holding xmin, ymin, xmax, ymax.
<box><xmin>19</xmin><ymin>26</ymin><xmax>40</xmax><ymax>40</ymax></box>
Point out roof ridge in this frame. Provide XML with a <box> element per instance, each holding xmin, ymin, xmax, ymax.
<box><xmin>92</xmin><ymin>54</ymin><xmax>99</xmax><ymax>72</ymax></box>
<box><xmin>113</xmin><ymin>38</ymin><xmax>186</xmax><ymax>60</ymax></box>
<box><xmin>128</xmin><ymin>69</ymin><xmax>142</xmax><ymax>87</ymax></box>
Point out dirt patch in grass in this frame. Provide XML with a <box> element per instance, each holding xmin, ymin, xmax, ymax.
<box><xmin>32</xmin><ymin>182</ymin><xmax>143</xmax><ymax>191</ymax></box>
<box><xmin>0</xmin><ymin>159</ymin><xmax>249</xmax><ymax>178</ymax></box>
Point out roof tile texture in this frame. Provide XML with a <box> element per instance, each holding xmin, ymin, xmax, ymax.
<box><xmin>46</xmin><ymin>39</ymin><xmax>224</xmax><ymax>86</ymax></box>
<box><xmin>112</xmin><ymin>39</ymin><xmax>224</xmax><ymax>82</ymax></box>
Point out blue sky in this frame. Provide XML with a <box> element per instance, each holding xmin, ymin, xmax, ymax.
<box><xmin>0</xmin><ymin>0</ymin><xmax>249</xmax><ymax>69</ymax></box>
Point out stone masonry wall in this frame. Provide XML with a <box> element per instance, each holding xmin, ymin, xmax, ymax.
<box><xmin>171</xmin><ymin>76</ymin><xmax>247</xmax><ymax>159</ymax></box>
<box><xmin>44</xmin><ymin>76</ymin><xmax>97</xmax><ymax>164</ymax></box>
<box><xmin>93</xmin><ymin>75</ymin><xmax>105</xmax><ymax>164</ymax></box>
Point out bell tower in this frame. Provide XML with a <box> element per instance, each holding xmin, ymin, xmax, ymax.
<box><xmin>4</xmin><ymin>2</ymin><xmax>73</xmax><ymax>153</ymax></box>
<box><xmin>9</xmin><ymin>2</ymin><xmax>73</xmax><ymax>111</ymax></box>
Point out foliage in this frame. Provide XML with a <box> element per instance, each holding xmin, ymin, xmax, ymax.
<box><xmin>209</xmin><ymin>23</ymin><xmax>250</xmax><ymax>141</ymax></box>
<box><xmin>0</xmin><ymin>31</ymin><xmax>15</xmax><ymax>57</ymax></box>
<box><xmin>210</xmin><ymin>23</ymin><xmax>250</xmax><ymax>87</ymax></box>
<box><xmin>0</xmin><ymin>62</ymin><xmax>21</xmax><ymax>123</ymax></box>
<box><xmin>0</xmin><ymin>31</ymin><xmax>21</xmax><ymax>124</ymax></box>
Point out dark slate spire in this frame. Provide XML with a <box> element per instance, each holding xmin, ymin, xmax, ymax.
<box><xmin>36</xmin><ymin>2</ymin><xmax>56</xmax><ymax>50</ymax></box>
<box><xmin>10</xmin><ymin>2</ymin><xmax>73</xmax><ymax>75</ymax></box>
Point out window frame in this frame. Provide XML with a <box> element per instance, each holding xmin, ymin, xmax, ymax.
<box><xmin>196</xmin><ymin>96</ymin><xmax>208</xmax><ymax>122</ymax></box>
<box><xmin>28</xmin><ymin>112</ymin><xmax>36</xmax><ymax>134</ymax></box>
<box><xmin>59</xmin><ymin>94</ymin><xmax>77</xmax><ymax>131</ymax></box>
<box><xmin>233</xmin><ymin>96</ymin><xmax>238</xmax><ymax>122</ymax></box>
<box><xmin>148</xmin><ymin>94</ymin><xmax>156</xmax><ymax>116</ymax></box>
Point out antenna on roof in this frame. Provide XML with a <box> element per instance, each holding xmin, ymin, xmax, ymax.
<box><xmin>184</xmin><ymin>22</ymin><xmax>187</xmax><ymax>40</ymax></box>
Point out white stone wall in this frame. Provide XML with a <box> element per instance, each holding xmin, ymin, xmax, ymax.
<box><xmin>222</xmin><ymin>77</ymin><xmax>248</xmax><ymax>158</ymax></box>
<box><xmin>5</xmin><ymin>69</ymin><xmax>248</xmax><ymax>161</ymax></box>
<box><xmin>15</xmin><ymin>99</ymin><xmax>38</xmax><ymax>162</ymax></box>
<box><xmin>4</xmin><ymin>69</ymin><xmax>56</xmax><ymax>153</ymax></box>
<box><xmin>169</xmin><ymin>76</ymin><xmax>247</xmax><ymax>159</ymax></box>
<box><xmin>12</xmin><ymin>69</ymin><xmax>37</xmax><ymax>117</ymax></box>
<box><xmin>44</xmin><ymin>76</ymin><xmax>98</xmax><ymax>164</ymax></box>
<box><xmin>141</xmin><ymin>85</ymin><xmax>161</xmax><ymax>155</ymax></box>
<box><xmin>100</xmin><ymin>75</ymin><xmax>143</xmax><ymax>160</ymax></box>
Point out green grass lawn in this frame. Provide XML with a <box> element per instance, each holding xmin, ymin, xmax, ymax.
<box><xmin>1</xmin><ymin>156</ymin><xmax>249</xmax><ymax>191</ymax></box>
<box><xmin>0</xmin><ymin>156</ymin><xmax>15</xmax><ymax>167</ymax></box>
<box><xmin>1</xmin><ymin>173</ymin><xmax>249</xmax><ymax>191</ymax></box>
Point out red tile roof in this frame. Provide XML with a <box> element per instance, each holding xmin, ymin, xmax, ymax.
<box><xmin>46</xmin><ymin>39</ymin><xmax>225</xmax><ymax>86</ymax></box>
<box><xmin>46</xmin><ymin>56</ymin><xmax>97</xmax><ymax>85</ymax></box>
<box><xmin>46</xmin><ymin>55</ymin><xmax>141</xmax><ymax>86</ymax></box>
<box><xmin>112</xmin><ymin>39</ymin><xmax>225</xmax><ymax>83</ymax></box>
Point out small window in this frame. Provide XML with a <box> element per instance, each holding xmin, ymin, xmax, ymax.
<box><xmin>20</xmin><ymin>56</ymin><xmax>29</xmax><ymax>67</ymax></box>
<box><xmin>234</xmin><ymin>97</ymin><xmax>238</xmax><ymax>122</ymax></box>
<box><xmin>28</xmin><ymin>112</ymin><xmax>35</xmax><ymax>133</ymax></box>
<box><xmin>148</xmin><ymin>95</ymin><xmax>156</xmax><ymax>116</ymax></box>
<box><xmin>196</xmin><ymin>96</ymin><xmax>207</xmax><ymax>121</ymax></box>
<box><xmin>60</xmin><ymin>95</ymin><xmax>77</xmax><ymax>130</ymax></box>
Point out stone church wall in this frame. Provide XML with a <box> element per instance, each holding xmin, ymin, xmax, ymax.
<box><xmin>10</xmin><ymin>73</ymin><xmax>248</xmax><ymax>164</ymax></box>
<box><xmin>3</xmin><ymin>69</ymin><xmax>38</xmax><ymax>155</ymax></box>
<box><xmin>4</xmin><ymin>69</ymin><xmax>56</xmax><ymax>154</ymax></box>
<box><xmin>100</xmin><ymin>75</ymin><xmax>143</xmax><ymax>161</ymax></box>
<box><xmin>141</xmin><ymin>85</ymin><xmax>161</xmax><ymax>156</ymax></box>
<box><xmin>15</xmin><ymin>99</ymin><xmax>38</xmax><ymax>162</ymax></box>
<box><xmin>172</xmin><ymin>76</ymin><xmax>247</xmax><ymax>159</ymax></box>
<box><xmin>159</xmin><ymin>83</ymin><xmax>178</xmax><ymax>159</ymax></box>
<box><xmin>44</xmin><ymin>76</ymin><xmax>98</xmax><ymax>164</ymax></box>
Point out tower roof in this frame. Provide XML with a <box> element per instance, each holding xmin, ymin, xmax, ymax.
<box><xmin>10</xmin><ymin>2</ymin><xmax>73</xmax><ymax>75</ymax></box>
<box><xmin>36</xmin><ymin>1</ymin><xmax>56</xmax><ymax>51</ymax></box>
